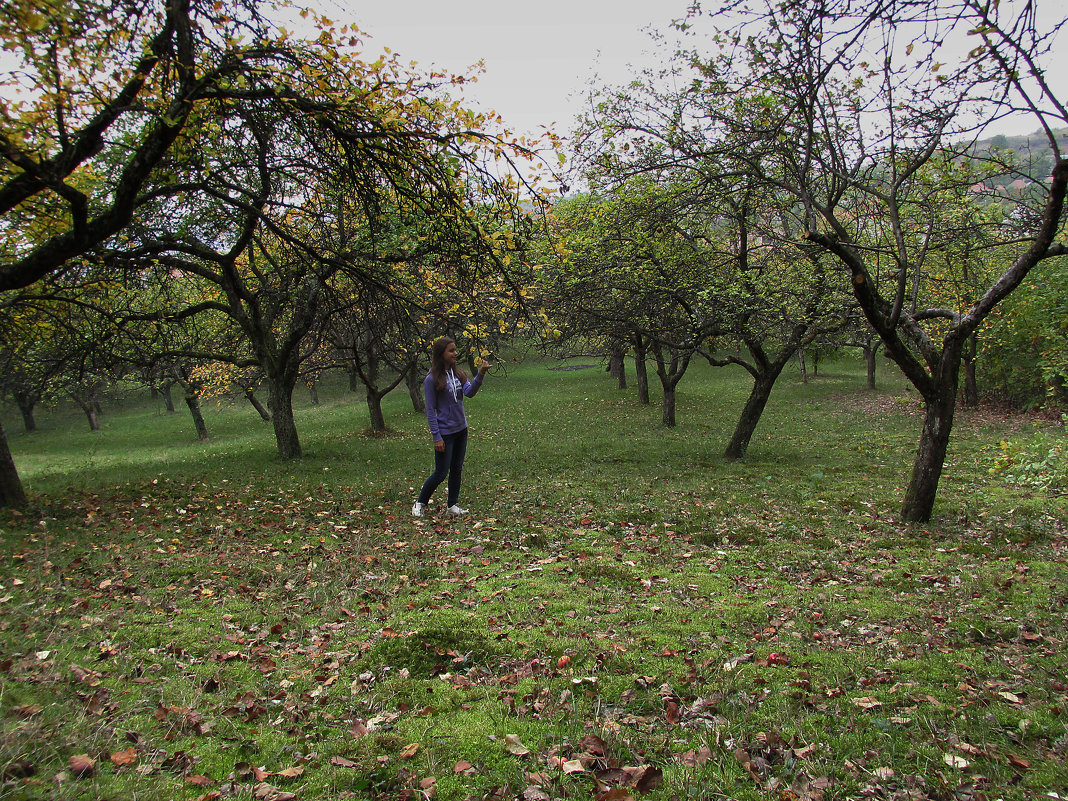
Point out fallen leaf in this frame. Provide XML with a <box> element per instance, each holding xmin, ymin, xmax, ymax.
<box><xmin>850</xmin><ymin>696</ymin><xmax>882</xmax><ymax>709</ymax></box>
<box><xmin>561</xmin><ymin>759</ymin><xmax>587</xmax><ymax>774</ymax></box>
<box><xmin>331</xmin><ymin>756</ymin><xmax>358</xmax><ymax>768</ymax></box>
<box><xmin>505</xmin><ymin>734</ymin><xmax>530</xmax><ymax>756</ymax></box>
<box><xmin>943</xmin><ymin>753</ymin><xmax>969</xmax><ymax>769</ymax></box>
<box><xmin>633</xmin><ymin>765</ymin><xmax>663</xmax><ymax>795</ymax></box>
<box><xmin>253</xmin><ymin>783</ymin><xmax>296</xmax><ymax>801</ymax></box>
<box><xmin>1007</xmin><ymin>753</ymin><xmax>1031</xmax><ymax>771</ymax></box>
<box><xmin>68</xmin><ymin>755</ymin><xmax>94</xmax><ymax>778</ymax></box>
<box><xmin>453</xmin><ymin>760</ymin><xmax>474</xmax><ymax>774</ymax></box>
<box><xmin>679</xmin><ymin>746</ymin><xmax>712</xmax><ymax>766</ymax></box>
<box><xmin>664</xmin><ymin>701</ymin><xmax>680</xmax><ymax>725</ymax></box>
<box><xmin>274</xmin><ymin>766</ymin><xmax>304</xmax><ymax>778</ymax></box>
<box><xmin>399</xmin><ymin>743</ymin><xmax>420</xmax><ymax>759</ymax></box>
<box><xmin>110</xmin><ymin>747</ymin><xmax>138</xmax><ymax>767</ymax></box>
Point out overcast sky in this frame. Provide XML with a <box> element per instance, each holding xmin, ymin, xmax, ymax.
<box><xmin>325</xmin><ymin>0</ymin><xmax>1064</xmax><ymax>147</ymax></box>
<box><xmin>328</xmin><ymin>0</ymin><xmax>691</xmax><ymax>143</ymax></box>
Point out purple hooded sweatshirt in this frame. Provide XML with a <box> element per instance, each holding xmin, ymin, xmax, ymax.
<box><xmin>423</xmin><ymin>368</ymin><xmax>484</xmax><ymax>442</ymax></box>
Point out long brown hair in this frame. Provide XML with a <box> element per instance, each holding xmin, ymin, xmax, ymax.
<box><xmin>429</xmin><ymin>336</ymin><xmax>468</xmax><ymax>391</ymax></box>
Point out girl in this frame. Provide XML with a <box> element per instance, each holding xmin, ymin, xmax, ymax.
<box><xmin>412</xmin><ymin>337</ymin><xmax>491</xmax><ymax>517</ymax></box>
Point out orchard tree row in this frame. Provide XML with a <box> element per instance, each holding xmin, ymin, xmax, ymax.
<box><xmin>538</xmin><ymin>0</ymin><xmax>1068</xmax><ymax>523</ymax></box>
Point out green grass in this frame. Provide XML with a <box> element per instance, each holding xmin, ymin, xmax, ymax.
<box><xmin>1</xmin><ymin>355</ymin><xmax>1066</xmax><ymax>800</ymax></box>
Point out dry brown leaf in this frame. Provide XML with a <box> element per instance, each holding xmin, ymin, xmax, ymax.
<box><xmin>110</xmin><ymin>747</ymin><xmax>138</xmax><ymax>767</ymax></box>
<box><xmin>505</xmin><ymin>734</ymin><xmax>530</xmax><ymax>756</ymax></box>
<box><xmin>252</xmin><ymin>782</ymin><xmax>296</xmax><ymax>801</ymax></box>
<box><xmin>850</xmin><ymin>696</ymin><xmax>882</xmax><ymax>709</ymax></box>
<box><xmin>68</xmin><ymin>755</ymin><xmax>94</xmax><ymax>778</ymax></box>
<box><xmin>943</xmin><ymin>753</ymin><xmax>969</xmax><ymax>769</ymax></box>
<box><xmin>399</xmin><ymin>743</ymin><xmax>420</xmax><ymax>759</ymax></box>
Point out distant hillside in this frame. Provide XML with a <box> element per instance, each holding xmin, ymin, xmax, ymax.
<box><xmin>966</xmin><ymin>127</ymin><xmax>1068</xmax><ymax>192</ymax></box>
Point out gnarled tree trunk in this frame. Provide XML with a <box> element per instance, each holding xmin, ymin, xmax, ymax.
<box><xmin>0</xmin><ymin>421</ymin><xmax>27</xmax><ymax>508</ymax></box>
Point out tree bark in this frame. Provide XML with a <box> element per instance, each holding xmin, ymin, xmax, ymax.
<box><xmin>406</xmin><ymin>367</ymin><xmax>426</xmax><ymax>413</ymax></box>
<box><xmin>14</xmin><ymin>392</ymin><xmax>37</xmax><ymax>433</ymax></box>
<box><xmin>308</xmin><ymin>380</ymin><xmax>320</xmax><ymax>405</ymax></box>
<box><xmin>725</xmin><ymin>374</ymin><xmax>778</xmax><ymax>460</ymax></box>
<box><xmin>73</xmin><ymin>397</ymin><xmax>101</xmax><ymax>431</ymax></box>
<box><xmin>962</xmin><ymin>334</ymin><xmax>978</xmax><ymax>407</ymax></box>
<box><xmin>161</xmin><ymin>382</ymin><xmax>176</xmax><ymax>413</ymax></box>
<box><xmin>632</xmin><ymin>333</ymin><xmax>650</xmax><ymax>405</ymax></box>
<box><xmin>245</xmin><ymin>387</ymin><xmax>271</xmax><ymax>421</ymax></box>
<box><xmin>863</xmin><ymin>345</ymin><xmax>878</xmax><ymax>390</ymax></box>
<box><xmin>650</xmin><ymin>341</ymin><xmax>691</xmax><ymax>427</ymax></box>
<box><xmin>608</xmin><ymin>343</ymin><xmax>627</xmax><ymax>389</ymax></box>
<box><xmin>900</xmin><ymin>355</ymin><xmax>961</xmax><ymax>523</ymax></box>
<box><xmin>184</xmin><ymin>392</ymin><xmax>209</xmax><ymax>441</ymax></box>
<box><xmin>0</xmin><ymin>419</ymin><xmax>28</xmax><ymax>508</ymax></box>
<box><xmin>367</xmin><ymin>389</ymin><xmax>387</xmax><ymax>433</ymax></box>
<box><xmin>797</xmin><ymin>347</ymin><xmax>808</xmax><ymax>384</ymax></box>
<box><xmin>267</xmin><ymin>377</ymin><xmax>302</xmax><ymax>460</ymax></box>
<box><xmin>661</xmin><ymin>386</ymin><xmax>676</xmax><ymax>427</ymax></box>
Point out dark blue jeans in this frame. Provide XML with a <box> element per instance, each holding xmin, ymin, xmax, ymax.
<box><xmin>417</xmin><ymin>428</ymin><xmax>468</xmax><ymax>507</ymax></box>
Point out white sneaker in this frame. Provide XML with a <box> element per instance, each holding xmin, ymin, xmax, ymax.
<box><xmin>447</xmin><ymin>504</ymin><xmax>467</xmax><ymax>516</ymax></box>
<box><xmin>412</xmin><ymin>502</ymin><xmax>426</xmax><ymax>517</ymax></box>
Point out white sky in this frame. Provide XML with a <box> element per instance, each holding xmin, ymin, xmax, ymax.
<box><xmin>322</xmin><ymin>0</ymin><xmax>1064</xmax><ymax>146</ymax></box>
<box><xmin>323</xmin><ymin>0</ymin><xmax>691</xmax><ymax>143</ymax></box>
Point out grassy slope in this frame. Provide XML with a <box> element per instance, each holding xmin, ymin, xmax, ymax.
<box><xmin>0</xmin><ymin>356</ymin><xmax>1065</xmax><ymax>800</ymax></box>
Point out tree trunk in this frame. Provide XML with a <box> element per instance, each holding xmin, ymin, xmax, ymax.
<box><xmin>962</xmin><ymin>334</ymin><xmax>978</xmax><ymax>407</ymax></box>
<box><xmin>662</xmin><ymin>386</ymin><xmax>676</xmax><ymax>427</ymax></box>
<box><xmin>308</xmin><ymin>381</ymin><xmax>319</xmax><ymax>405</ymax></box>
<box><xmin>184</xmin><ymin>392</ymin><xmax>209</xmax><ymax>441</ymax></box>
<box><xmin>725</xmin><ymin>375</ymin><xmax>777</xmax><ymax>461</ymax></box>
<box><xmin>267</xmin><ymin>377</ymin><xmax>302</xmax><ymax>460</ymax></box>
<box><xmin>864</xmin><ymin>345</ymin><xmax>877</xmax><ymax>390</ymax></box>
<box><xmin>161</xmin><ymin>383</ymin><xmax>176</xmax><ymax>413</ymax></box>
<box><xmin>632</xmin><ymin>334</ymin><xmax>650</xmax><ymax>405</ymax></box>
<box><xmin>245</xmin><ymin>387</ymin><xmax>271</xmax><ymax>421</ymax></box>
<box><xmin>963</xmin><ymin>361</ymin><xmax>978</xmax><ymax>407</ymax></box>
<box><xmin>900</xmin><ymin>350</ymin><xmax>962</xmax><ymax>523</ymax></box>
<box><xmin>608</xmin><ymin>343</ymin><xmax>626</xmax><ymax>389</ymax></box>
<box><xmin>15</xmin><ymin>392</ymin><xmax>37</xmax><ymax>432</ymax></box>
<box><xmin>367</xmin><ymin>390</ymin><xmax>387</xmax><ymax>433</ymax></box>
<box><xmin>650</xmin><ymin>341</ymin><xmax>690</xmax><ymax>427</ymax></box>
<box><xmin>73</xmin><ymin>397</ymin><xmax>101</xmax><ymax>431</ymax></box>
<box><xmin>798</xmin><ymin>347</ymin><xmax>809</xmax><ymax>383</ymax></box>
<box><xmin>407</xmin><ymin>367</ymin><xmax>426</xmax><ymax>413</ymax></box>
<box><xmin>0</xmin><ymin>419</ymin><xmax>28</xmax><ymax>508</ymax></box>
